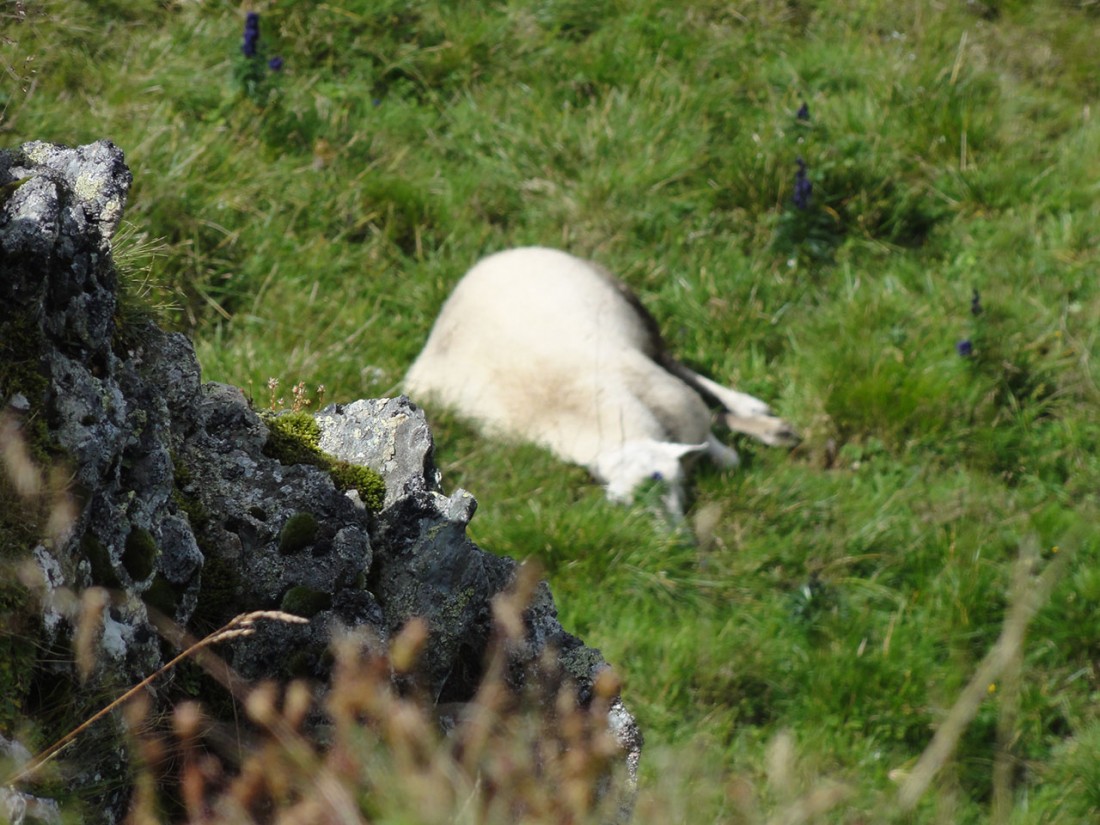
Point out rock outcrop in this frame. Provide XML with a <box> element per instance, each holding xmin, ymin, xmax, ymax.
<box><xmin>0</xmin><ymin>141</ymin><xmax>641</xmax><ymax>823</ymax></box>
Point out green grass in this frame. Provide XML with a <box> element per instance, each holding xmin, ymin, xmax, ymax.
<box><xmin>4</xmin><ymin>0</ymin><xmax>1099</xmax><ymax>821</ymax></box>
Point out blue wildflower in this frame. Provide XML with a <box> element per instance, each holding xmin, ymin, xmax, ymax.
<box><xmin>242</xmin><ymin>12</ymin><xmax>260</xmax><ymax>58</ymax></box>
<box><xmin>268</xmin><ymin>56</ymin><xmax>284</xmax><ymax>72</ymax></box>
<box><xmin>793</xmin><ymin>157</ymin><xmax>812</xmax><ymax>210</ymax></box>
<box><xmin>956</xmin><ymin>339</ymin><xmax>973</xmax><ymax>357</ymax></box>
<box><xmin>796</xmin><ymin>102</ymin><xmax>810</xmax><ymax>121</ymax></box>
<box><xmin>971</xmin><ymin>288</ymin><xmax>983</xmax><ymax>317</ymax></box>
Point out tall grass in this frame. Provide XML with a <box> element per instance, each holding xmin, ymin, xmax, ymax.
<box><xmin>3</xmin><ymin>0</ymin><xmax>1098</xmax><ymax>821</ymax></box>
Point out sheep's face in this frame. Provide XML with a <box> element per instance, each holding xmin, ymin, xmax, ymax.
<box><xmin>595</xmin><ymin>440</ymin><xmax>707</xmax><ymax>515</ymax></box>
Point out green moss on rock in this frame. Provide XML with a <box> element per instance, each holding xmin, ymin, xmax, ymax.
<box><xmin>262</xmin><ymin>411</ymin><xmax>385</xmax><ymax>513</ymax></box>
<box><xmin>172</xmin><ymin>459</ymin><xmax>211</xmax><ymax>533</ymax></box>
<box><xmin>122</xmin><ymin>527</ymin><xmax>158</xmax><ymax>581</ymax></box>
<box><xmin>279</xmin><ymin>585</ymin><xmax>332</xmax><ymax>618</ymax></box>
<box><xmin>83</xmin><ymin>534</ymin><xmax>121</xmax><ymax>589</ymax></box>
<box><xmin>329</xmin><ymin>460</ymin><xmax>386</xmax><ymax>512</ymax></box>
<box><xmin>262</xmin><ymin>411</ymin><xmax>325</xmax><ymax>467</ymax></box>
<box><xmin>278</xmin><ymin>511</ymin><xmax>318</xmax><ymax>554</ymax></box>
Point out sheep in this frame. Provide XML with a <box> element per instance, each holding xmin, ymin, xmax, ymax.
<box><xmin>404</xmin><ymin>246</ymin><xmax>799</xmax><ymax>514</ymax></box>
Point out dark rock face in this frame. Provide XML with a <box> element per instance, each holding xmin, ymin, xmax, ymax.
<box><xmin>0</xmin><ymin>142</ymin><xmax>641</xmax><ymax>823</ymax></box>
<box><xmin>316</xmin><ymin>398</ymin><xmax>502</xmax><ymax>697</ymax></box>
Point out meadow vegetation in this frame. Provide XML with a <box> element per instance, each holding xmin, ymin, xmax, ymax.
<box><xmin>2</xmin><ymin>0</ymin><xmax>1099</xmax><ymax>821</ymax></box>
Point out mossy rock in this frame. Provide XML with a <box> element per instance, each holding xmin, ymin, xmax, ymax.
<box><xmin>262</xmin><ymin>411</ymin><xmax>385</xmax><ymax>513</ymax></box>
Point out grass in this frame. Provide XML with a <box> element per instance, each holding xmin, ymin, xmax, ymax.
<box><xmin>3</xmin><ymin>0</ymin><xmax>1099</xmax><ymax>821</ymax></box>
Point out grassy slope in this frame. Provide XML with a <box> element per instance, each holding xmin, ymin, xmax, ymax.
<box><xmin>4</xmin><ymin>0</ymin><xmax>1099</xmax><ymax>820</ymax></box>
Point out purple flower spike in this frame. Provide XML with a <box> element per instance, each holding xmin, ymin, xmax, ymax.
<box><xmin>793</xmin><ymin>156</ymin><xmax>812</xmax><ymax>210</ymax></box>
<box><xmin>796</xmin><ymin>102</ymin><xmax>810</xmax><ymax>120</ymax></box>
<box><xmin>242</xmin><ymin>11</ymin><xmax>260</xmax><ymax>57</ymax></box>
<box><xmin>956</xmin><ymin>339</ymin><xmax>973</xmax><ymax>357</ymax></box>
<box><xmin>268</xmin><ymin>56</ymin><xmax>284</xmax><ymax>71</ymax></box>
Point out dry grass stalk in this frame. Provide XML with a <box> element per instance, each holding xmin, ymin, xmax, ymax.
<box><xmin>134</xmin><ymin>560</ymin><xmax>633</xmax><ymax>824</ymax></box>
<box><xmin>896</xmin><ymin>540</ymin><xmax>1071</xmax><ymax>811</ymax></box>
<box><xmin>0</xmin><ymin>411</ymin><xmax>42</xmax><ymax>499</ymax></box>
<box><xmin>73</xmin><ymin>586</ymin><xmax>110</xmax><ymax>682</ymax></box>
<box><xmin>3</xmin><ymin>610</ymin><xmax>307</xmax><ymax>788</ymax></box>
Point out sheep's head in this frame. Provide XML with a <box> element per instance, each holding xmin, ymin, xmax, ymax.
<box><xmin>594</xmin><ymin>440</ymin><xmax>707</xmax><ymax>516</ymax></box>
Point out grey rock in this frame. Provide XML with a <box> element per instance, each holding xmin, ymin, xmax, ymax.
<box><xmin>0</xmin><ymin>140</ymin><xmax>129</xmax><ymax>353</ymax></box>
<box><xmin>1</xmin><ymin>140</ymin><xmax>639</xmax><ymax>823</ymax></box>
<box><xmin>315</xmin><ymin>397</ymin><xmax>443</xmax><ymax>507</ymax></box>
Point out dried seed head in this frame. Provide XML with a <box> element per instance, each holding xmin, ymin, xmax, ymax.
<box><xmin>173</xmin><ymin>701</ymin><xmax>204</xmax><ymax>741</ymax></box>
<box><xmin>593</xmin><ymin>666</ymin><xmax>622</xmax><ymax>700</ymax></box>
<box><xmin>245</xmin><ymin>681</ymin><xmax>279</xmax><ymax>726</ymax></box>
<box><xmin>285</xmin><ymin>680</ymin><xmax>313</xmax><ymax>730</ymax></box>
<box><xmin>0</xmin><ymin>412</ymin><xmax>41</xmax><ymax>498</ymax></box>
<box><xmin>75</xmin><ymin>587</ymin><xmax>109</xmax><ymax>682</ymax></box>
<box><xmin>390</xmin><ymin>617</ymin><xmax>429</xmax><ymax>674</ymax></box>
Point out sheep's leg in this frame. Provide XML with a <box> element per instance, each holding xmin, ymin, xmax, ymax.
<box><xmin>720</xmin><ymin>411</ymin><xmax>800</xmax><ymax>447</ymax></box>
<box><xmin>670</xmin><ymin>367</ymin><xmax>801</xmax><ymax>448</ymax></box>
<box><xmin>705</xmin><ymin>432</ymin><xmax>740</xmax><ymax>468</ymax></box>
<box><xmin>684</xmin><ymin>371</ymin><xmax>774</xmax><ymax>418</ymax></box>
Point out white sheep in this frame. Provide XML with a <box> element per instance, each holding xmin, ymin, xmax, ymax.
<box><xmin>404</xmin><ymin>247</ymin><xmax>799</xmax><ymax>514</ymax></box>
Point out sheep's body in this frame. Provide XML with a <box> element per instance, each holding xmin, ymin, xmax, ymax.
<box><xmin>404</xmin><ymin>247</ymin><xmax>798</xmax><ymax>510</ymax></box>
